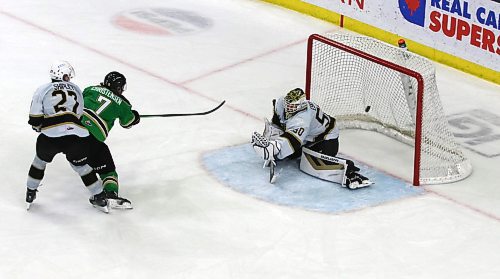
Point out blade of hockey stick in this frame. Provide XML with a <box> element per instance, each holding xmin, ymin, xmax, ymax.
<box><xmin>269</xmin><ymin>160</ymin><xmax>279</xmax><ymax>184</ymax></box>
<box><xmin>140</xmin><ymin>100</ymin><xmax>225</xmax><ymax>118</ymax></box>
<box><xmin>269</xmin><ymin>161</ymin><xmax>275</xmax><ymax>183</ymax></box>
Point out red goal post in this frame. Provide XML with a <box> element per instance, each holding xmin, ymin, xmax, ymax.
<box><xmin>305</xmin><ymin>33</ymin><xmax>472</xmax><ymax>186</ymax></box>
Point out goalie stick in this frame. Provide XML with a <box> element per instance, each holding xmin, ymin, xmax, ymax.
<box><xmin>267</xmin><ymin>159</ymin><xmax>279</xmax><ymax>184</ymax></box>
<box><xmin>270</xmin><ymin>160</ymin><xmax>275</xmax><ymax>183</ymax></box>
<box><xmin>140</xmin><ymin>100</ymin><xmax>225</xmax><ymax>118</ymax></box>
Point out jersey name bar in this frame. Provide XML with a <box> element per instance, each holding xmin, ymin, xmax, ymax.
<box><xmin>93</xmin><ymin>87</ymin><xmax>122</xmax><ymax>105</ymax></box>
<box><xmin>53</xmin><ymin>83</ymin><xmax>78</xmax><ymax>92</ymax></box>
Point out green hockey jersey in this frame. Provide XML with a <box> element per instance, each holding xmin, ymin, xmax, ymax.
<box><xmin>81</xmin><ymin>85</ymin><xmax>137</xmax><ymax>142</ymax></box>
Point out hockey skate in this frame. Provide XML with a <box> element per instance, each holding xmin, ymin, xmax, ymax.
<box><xmin>89</xmin><ymin>191</ymin><xmax>109</xmax><ymax>213</ymax></box>
<box><xmin>105</xmin><ymin>190</ymin><xmax>133</xmax><ymax>210</ymax></box>
<box><xmin>26</xmin><ymin>188</ymin><xmax>37</xmax><ymax>210</ymax></box>
<box><xmin>345</xmin><ymin>172</ymin><xmax>373</xmax><ymax>190</ymax></box>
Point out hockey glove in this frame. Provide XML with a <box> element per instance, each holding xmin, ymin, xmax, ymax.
<box><xmin>31</xmin><ymin>125</ymin><xmax>42</xmax><ymax>133</ymax></box>
<box><xmin>251</xmin><ymin>132</ymin><xmax>281</xmax><ymax>163</ymax></box>
<box><xmin>131</xmin><ymin>110</ymin><xmax>140</xmax><ymax>126</ymax></box>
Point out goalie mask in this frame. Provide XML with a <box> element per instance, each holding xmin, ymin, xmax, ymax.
<box><xmin>49</xmin><ymin>60</ymin><xmax>75</xmax><ymax>81</ymax></box>
<box><xmin>284</xmin><ymin>88</ymin><xmax>306</xmax><ymax>119</ymax></box>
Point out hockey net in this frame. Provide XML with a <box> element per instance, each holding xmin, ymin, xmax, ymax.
<box><xmin>305</xmin><ymin>33</ymin><xmax>472</xmax><ymax>185</ymax></box>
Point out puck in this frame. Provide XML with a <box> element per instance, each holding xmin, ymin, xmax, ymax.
<box><xmin>365</xmin><ymin>106</ymin><xmax>371</xmax><ymax>112</ymax></box>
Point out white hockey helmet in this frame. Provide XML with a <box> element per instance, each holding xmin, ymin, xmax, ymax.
<box><xmin>49</xmin><ymin>60</ymin><xmax>75</xmax><ymax>81</ymax></box>
<box><xmin>284</xmin><ymin>88</ymin><xmax>306</xmax><ymax>119</ymax></box>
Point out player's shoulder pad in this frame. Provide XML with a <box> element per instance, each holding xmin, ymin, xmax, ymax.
<box><xmin>68</xmin><ymin>81</ymin><xmax>82</xmax><ymax>91</ymax></box>
<box><xmin>117</xmin><ymin>94</ymin><xmax>132</xmax><ymax>106</ymax></box>
<box><xmin>294</xmin><ymin>101</ymin><xmax>310</xmax><ymax>114</ymax></box>
<box><xmin>33</xmin><ymin>82</ymin><xmax>54</xmax><ymax>98</ymax></box>
<box><xmin>83</xmin><ymin>85</ymin><xmax>96</xmax><ymax>91</ymax></box>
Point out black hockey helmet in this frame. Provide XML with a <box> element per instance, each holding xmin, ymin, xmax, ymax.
<box><xmin>102</xmin><ymin>71</ymin><xmax>127</xmax><ymax>94</ymax></box>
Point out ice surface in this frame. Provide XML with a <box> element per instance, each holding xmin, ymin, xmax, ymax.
<box><xmin>1</xmin><ymin>0</ymin><xmax>499</xmax><ymax>278</ymax></box>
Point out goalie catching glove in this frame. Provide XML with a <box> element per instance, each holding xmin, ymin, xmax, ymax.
<box><xmin>251</xmin><ymin>131</ymin><xmax>282</xmax><ymax>163</ymax></box>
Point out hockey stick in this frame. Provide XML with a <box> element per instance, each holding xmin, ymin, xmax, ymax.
<box><xmin>140</xmin><ymin>100</ymin><xmax>225</xmax><ymax>118</ymax></box>
<box><xmin>269</xmin><ymin>160</ymin><xmax>276</xmax><ymax>183</ymax></box>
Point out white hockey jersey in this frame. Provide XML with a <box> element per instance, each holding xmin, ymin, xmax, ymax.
<box><xmin>273</xmin><ymin>97</ymin><xmax>339</xmax><ymax>159</ymax></box>
<box><xmin>28</xmin><ymin>81</ymin><xmax>89</xmax><ymax>138</ymax></box>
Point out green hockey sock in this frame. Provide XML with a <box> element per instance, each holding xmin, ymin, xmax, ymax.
<box><xmin>100</xmin><ymin>171</ymin><xmax>119</xmax><ymax>193</ymax></box>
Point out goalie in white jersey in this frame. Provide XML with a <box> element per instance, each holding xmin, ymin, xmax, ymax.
<box><xmin>251</xmin><ymin>88</ymin><xmax>371</xmax><ymax>189</ymax></box>
<box><xmin>25</xmin><ymin>61</ymin><xmax>109</xmax><ymax>212</ymax></box>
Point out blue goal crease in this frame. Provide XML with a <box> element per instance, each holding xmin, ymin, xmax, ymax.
<box><xmin>202</xmin><ymin>144</ymin><xmax>424</xmax><ymax>214</ymax></box>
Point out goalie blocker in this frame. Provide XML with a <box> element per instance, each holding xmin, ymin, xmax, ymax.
<box><xmin>300</xmin><ymin>147</ymin><xmax>372</xmax><ymax>189</ymax></box>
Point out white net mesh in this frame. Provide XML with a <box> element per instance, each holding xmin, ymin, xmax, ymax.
<box><xmin>307</xmin><ymin>33</ymin><xmax>472</xmax><ymax>185</ymax></box>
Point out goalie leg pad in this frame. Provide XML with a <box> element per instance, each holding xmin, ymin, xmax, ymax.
<box><xmin>300</xmin><ymin>147</ymin><xmax>348</xmax><ymax>185</ymax></box>
<box><xmin>300</xmin><ymin>147</ymin><xmax>372</xmax><ymax>189</ymax></box>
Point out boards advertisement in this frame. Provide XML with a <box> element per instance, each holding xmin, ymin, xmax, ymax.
<box><xmin>265</xmin><ymin>0</ymin><xmax>499</xmax><ymax>83</ymax></box>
